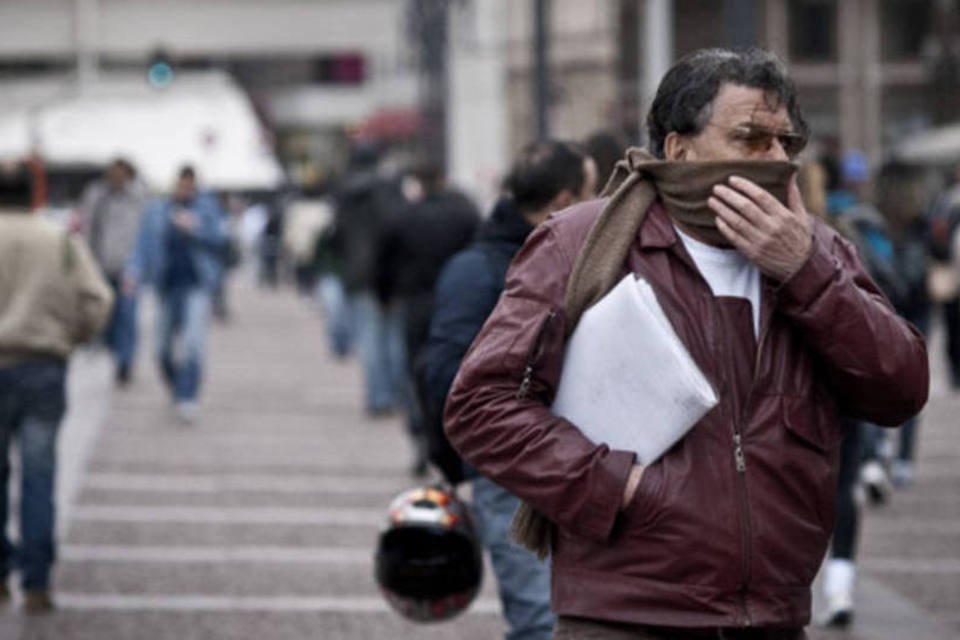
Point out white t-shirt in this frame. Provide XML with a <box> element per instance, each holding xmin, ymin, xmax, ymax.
<box><xmin>675</xmin><ymin>226</ymin><xmax>761</xmax><ymax>336</ymax></box>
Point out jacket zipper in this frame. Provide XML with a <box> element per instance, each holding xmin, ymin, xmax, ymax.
<box><xmin>516</xmin><ymin>310</ymin><xmax>557</xmax><ymax>400</ymax></box>
<box><xmin>732</xmin><ymin>289</ymin><xmax>776</xmax><ymax>627</ymax></box>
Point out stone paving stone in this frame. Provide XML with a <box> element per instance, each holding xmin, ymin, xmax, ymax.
<box><xmin>12</xmin><ymin>611</ymin><xmax>504</xmax><ymax>640</ymax></box>
<box><xmin>66</xmin><ymin>521</ymin><xmax>380</xmax><ymax>547</ymax></box>
<box><xmin>76</xmin><ymin>488</ymin><xmax>390</xmax><ymax>509</ymax></box>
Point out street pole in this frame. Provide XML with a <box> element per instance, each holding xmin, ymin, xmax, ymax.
<box><xmin>723</xmin><ymin>0</ymin><xmax>757</xmax><ymax>50</ymax></box>
<box><xmin>409</xmin><ymin>0</ymin><xmax>450</xmax><ymax>168</ymax></box>
<box><xmin>929</xmin><ymin>0</ymin><xmax>960</xmax><ymax>126</ymax></box>
<box><xmin>641</xmin><ymin>0</ymin><xmax>674</xmax><ymax>132</ymax></box>
<box><xmin>75</xmin><ymin>0</ymin><xmax>100</xmax><ymax>89</ymax></box>
<box><xmin>533</xmin><ymin>0</ymin><xmax>550</xmax><ymax>139</ymax></box>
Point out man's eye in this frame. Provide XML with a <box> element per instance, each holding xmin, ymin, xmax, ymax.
<box><xmin>739</xmin><ymin>129</ymin><xmax>768</xmax><ymax>141</ymax></box>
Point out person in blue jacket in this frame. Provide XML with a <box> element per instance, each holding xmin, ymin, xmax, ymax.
<box><xmin>421</xmin><ymin>140</ymin><xmax>596</xmax><ymax>640</ymax></box>
<box><xmin>127</xmin><ymin>166</ymin><xmax>227</xmax><ymax>423</ymax></box>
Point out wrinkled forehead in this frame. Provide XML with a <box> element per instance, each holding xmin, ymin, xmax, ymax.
<box><xmin>710</xmin><ymin>83</ymin><xmax>792</xmax><ymax>129</ymax></box>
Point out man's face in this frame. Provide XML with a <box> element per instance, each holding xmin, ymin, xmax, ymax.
<box><xmin>666</xmin><ymin>84</ymin><xmax>801</xmax><ymax>162</ymax></box>
<box><xmin>174</xmin><ymin>176</ymin><xmax>197</xmax><ymax>203</ymax></box>
<box><xmin>106</xmin><ymin>164</ymin><xmax>128</xmax><ymax>189</ymax></box>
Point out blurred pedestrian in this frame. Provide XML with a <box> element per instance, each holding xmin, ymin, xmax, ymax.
<box><xmin>331</xmin><ymin>143</ymin><xmax>406</xmax><ymax>416</ymax></box>
<box><xmin>876</xmin><ymin>160</ymin><xmax>931</xmax><ymax>485</ymax></box>
<box><xmin>283</xmin><ymin>197</ymin><xmax>329</xmax><ymax>296</ymax></box>
<box><xmin>127</xmin><ymin>166</ymin><xmax>227</xmax><ymax>424</ymax></box>
<box><xmin>375</xmin><ymin>162</ymin><xmax>480</xmax><ymax>476</ymax></box>
<box><xmin>925</xmin><ymin>164</ymin><xmax>960</xmax><ymax>389</ymax></box>
<box><xmin>819</xmin><ymin>155</ymin><xmax>930</xmax><ymax>626</ymax></box>
<box><xmin>423</xmin><ymin>139</ymin><xmax>595</xmax><ymax>640</ymax></box>
<box><xmin>0</xmin><ymin>161</ymin><xmax>113</xmax><ymax>612</ymax></box>
<box><xmin>583</xmin><ymin>130</ymin><xmax>626</xmax><ymax>194</ymax></box>
<box><xmin>445</xmin><ymin>48</ymin><xmax>927</xmax><ymax>638</ymax></box>
<box><xmin>77</xmin><ymin>158</ymin><xmax>146</xmax><ymax>385</ymax></box>
<box><xmin>258</xmin><ymin>200</ymin><xmax>283</xmax><ymax>288</ymax></box>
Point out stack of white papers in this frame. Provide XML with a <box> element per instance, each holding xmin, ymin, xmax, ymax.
<box><xmin>552</xmin><ymin>275</ymin><xmax>718</xmax><ymax>464</ymax></box>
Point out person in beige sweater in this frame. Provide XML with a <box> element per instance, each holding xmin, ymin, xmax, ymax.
<box><xmin>0</xmin><ymin>165</ymin><xmax>113</xmax><ymax>613</ymax></box>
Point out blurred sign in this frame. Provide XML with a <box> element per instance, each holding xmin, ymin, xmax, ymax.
<box><xmin>314</xmin><ymin>54</ymin><xmax>366</xmax><ymax>85</ymax></box>
<box><xmin>0</xmin><ymin>71</ymin><xmax>285</xmax><ymax>192</ymax></box>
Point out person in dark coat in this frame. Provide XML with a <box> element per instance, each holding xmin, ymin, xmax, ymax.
<box><xmin>421</xmin><ymin>140</ymin><xmax>596</xmax><ymax>640</ymax></box>
<box><xmin>331</xmin><ymin>144</ymin><xmax>407</xmax><ymax>415</ymax></box>
<box><xmin>375</xmin><ymin>162</ymin><xmax>480</xmax><ymax>475</ymax></box>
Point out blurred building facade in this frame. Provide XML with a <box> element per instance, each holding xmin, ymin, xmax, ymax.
<box><xmin>2</xmin><ymin>0</ymin><xmax>958</xmax><ymax>200</ymax></box>
<box><xmin>502</xmin><ymin>0</ymin><xmax>960</xmax><ymax>165</ymax></box>
<box><xmin>0</xmin><ymin>0</ymin><xmax>420</xmax><ymax>192</ymax></box>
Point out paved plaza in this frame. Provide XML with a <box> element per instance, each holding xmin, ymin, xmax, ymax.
<box><xmin>1</xmin><ymin>274</ymin><xmax>958</xmax><ymax>639</ymax></box>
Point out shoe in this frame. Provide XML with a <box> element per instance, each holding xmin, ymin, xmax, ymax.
<box><xmin>0</xmin><ymin>581</ymin><xmax>9</xmax><ymax>603</ymax></box>
<box><xmin>821</xmin><ymin>590</ymin><xmax>854</xmax><ymax>628</ymax></box>
<box><xmin>821</xmin><ymin>558</ymin><xmax>855</xmax><ymax>628</ymax></box>
<box><xmin>175</xmin><ymin>401</ymin><xmax>199</xmax><ymax>425</ymax></box>
<box><xmin>891</xmin><ymin>460</ymin><xmax>915</xmax><ymax>488</ymax></box>
<box><xmin>366</xmin><ymin>405</ymin><xmax>397</xmax><ymax>419</ymax></box>
<box><xmin>22</xmin><ymin>589</ymin><xmax>55</xmax><ymax>614</ymax></box>
<box><xmin>115</xmin><ymin>364</ymin><xmax>131</xmax><ymax>387</ymax></box>
<box><xmin>859</xmin><ymin>460</ymin><xmax>892</xmax><ymax>506</ymax></box>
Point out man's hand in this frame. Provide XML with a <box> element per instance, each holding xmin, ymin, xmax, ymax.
<box><xmin>708</xmin><ymin>175</ymin><xmax>813</xmax><ymax>282</ymax></box>
<box><xmin>172</xmin><ymin>209</ymin><xmax>198</xmax><ymax>234</ymax></box>
<box><xmin>621</xmin><ymin>464</ymin><xmax>645</xmax><ymax>510</ymax></box>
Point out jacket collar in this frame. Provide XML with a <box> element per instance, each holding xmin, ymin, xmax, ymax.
<box><xmin>638</xmin><ymin>200</ymin><xmax>679</xmax><ymax>250</ymax></box>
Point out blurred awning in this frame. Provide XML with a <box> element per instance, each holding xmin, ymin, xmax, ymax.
<box><xmin>0</xmin><ymin>71</ymin><xmax>285</xmax><ymax>192</ymax></box>
<box><xmin>896</xmin><ymin>122</ymin><xmax>960</xmax><ymax>165</ymax></box>
<box><xmin>349</xmin><ymin>107</ymin><xmax>421</xmax><ymax>141</ymax></box>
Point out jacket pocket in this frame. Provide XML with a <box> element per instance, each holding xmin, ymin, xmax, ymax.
<box><xmin>781</xmin><ymin>394</ymin><xmax>842</xmax><ymax>454</ymax></box>
<box><xmin>779</xmin><ymin>395</ymin><xmax>841</xmax><ymax>535</ymax></box>
<box><xmin>619</xmin><ymin>459</ymin><xmax>665</xmax><ymax>532</ymax></box>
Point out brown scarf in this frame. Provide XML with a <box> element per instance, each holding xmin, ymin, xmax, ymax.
<box><xmin>511</xmin><ymin>148</ymin><xmax>797</xmax><ymax>558</ymax></box>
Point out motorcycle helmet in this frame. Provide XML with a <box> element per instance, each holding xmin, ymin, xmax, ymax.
<box><xmin>374</xmin><ymin>485</ymin><xmax>483</xmax><ymax>622</ymax></box>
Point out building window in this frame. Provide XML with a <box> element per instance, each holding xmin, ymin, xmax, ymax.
<box><xmin>788</xmin><ymin>0</ymin><xmax>837</xmax><ymax>62</ymax></box>
<box><xmin>880</xmin><ymin>0</ymin><xmax>932</xmax><ymax>61</ymax></box>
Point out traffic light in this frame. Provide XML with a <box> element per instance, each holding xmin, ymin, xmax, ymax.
<box><xmin>147</xmin><ymin>50</ymin><xmax>174</xmax><ymax>88</ymax></box>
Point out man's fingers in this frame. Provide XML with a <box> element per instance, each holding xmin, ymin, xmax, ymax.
<box><xmin>714</xmin><ymin>216</ymin><xmax>752</xmax><ymax>254</ymax></box>
<box><xmin>786</xmin><ymin>174</ymin><xmax>804</xmax><ymax>214</ymax></box>
<box><xmin>712</xmin><ymin>184</ymin><xmax>774</xmax><ymax>231</ymax></box>
<box><xmin>727</xmin><ymin>175</ymin><xmax>785</xmax><ymax>216</ymax></box>
<box><xmin>709</xmin><ymin>195</ymin><xmax>763</xmax><ymax>242</ymax></box>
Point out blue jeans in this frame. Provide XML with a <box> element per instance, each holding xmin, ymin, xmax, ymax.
<box><xmin>0</xmin><ymin>362</ymin><xmax>66</xmax><ymax>590</ymax></box>
<box><xmin>353</xmin><ymin>292</ymin><xmax>405</xmax><ymax>413</ymax></box>
<box><xmin>104</xmin><ymin>277</ymin><xmax>139</xmax><ymax>370</ymax></box>
<box><xmin>157</xmin><ymin>287</ymin><xmax>212</xmax><ymax>402</ymax></box>
<box><xmin>316</xmin><ymin>275</ymin><xmax>354</xmax><ymax>358</ymax></box>
<box><xmin>472</xmin><ymin>476</ymin><xmax>555</xmax><ymax>640</ymax></box>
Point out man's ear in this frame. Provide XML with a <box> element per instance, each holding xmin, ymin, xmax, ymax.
<box><xmin>663</xmin><ymin>132</ymin><xmax>687</xmax><ymax>161</ymax></box>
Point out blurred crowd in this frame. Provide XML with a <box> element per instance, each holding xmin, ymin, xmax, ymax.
<box><xmin>1</xmin><ymin>77</ymin><xmax>959</xmax><ymax>629</ymax></box>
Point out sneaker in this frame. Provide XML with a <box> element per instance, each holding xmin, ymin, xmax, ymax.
<box><xmin>115</xmin><ymin>364</ymin><xmax>132</xmax><ymax>387</ymax></box>
<box><xmin>891</xmin><ymin>460</ymin><xmax>915</xmax><ymax>488</ymax></box>
<box><xmin>859</xmin><ymin>460</ymin><xmax>892</xmax><ymax>506</ymax></box>
<box><xmin>175</xmin><ymin>401</ymin><xmax>199</xmax><ymax>425</ymax></box>
<box><xmin>22</xmin><ymin>589</ymin><xmax>54</xmax><ymax>614</ymax></box>
<box><xmin>821</xmin><ymin>558</ymin><xmax>855</xmax><ymax>628</ymax></box>
<box><xmin>821</xmin><ymin>589</ymin><xmax>854</xmax><ymax>628</ymax></box>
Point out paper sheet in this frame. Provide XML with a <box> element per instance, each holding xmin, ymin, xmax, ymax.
<box><xmin>551</xmin><ymin>274</ymin><xmax>718</xmax><ymax>464</ymax></box>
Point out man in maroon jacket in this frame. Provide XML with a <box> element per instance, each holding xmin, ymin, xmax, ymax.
<box><xmin>444</xmin><ymin>48</ymin><xmax>928</xmax><ymax>639</ymax></box>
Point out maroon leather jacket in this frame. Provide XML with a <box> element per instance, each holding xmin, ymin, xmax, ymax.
<box><xmin>444</xmin><ymin>200</ymin><xmax>928</xmax><ymax>629</ymax></box>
